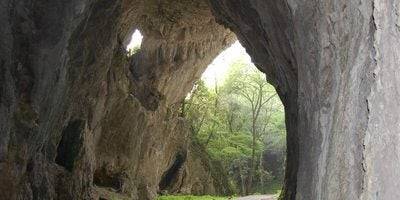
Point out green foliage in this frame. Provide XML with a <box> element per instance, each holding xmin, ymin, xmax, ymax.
<box><xmin>157</xmin><ymin>195</ymin><xmax>229</xmax><ymax>200</ymax></box>
<box><xmin>184</xmin><ymin>58</ymin><xmax>286</xmax><ymax>195</ymax></box>
<box><xmin>127</xmin><ymin>45</ymin><xmax>140</xmax><ymax>57</ymax></box>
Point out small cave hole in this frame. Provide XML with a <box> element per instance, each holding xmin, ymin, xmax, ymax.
<box><xmin>55</xmin><ymin>120</ymin><xmax>84</xmax><ymax>172</ymax></box>
<box><xmin>158</xmin><ymin>153</ymin><xmax>186</xmax><ymax>192</ymax></box>
<box><xmin>126</xmin><ymin>29</ymin><xmax>143</xmax><ymax>56</ymax></box>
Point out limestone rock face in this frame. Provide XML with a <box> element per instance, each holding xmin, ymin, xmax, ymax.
<box><xmin>1</xmin><ymin>0</ymin><xmax>400</xmax><ymax>200</ymax></box>
<box><xmin>0</xmin><ymin>0</ymin><xmax>234</xmax><ymax>199</ymax></box>
<box><xmin>210</xmin><ymin>0</ymin><xmax>400</xmax><ymax>199</ymax></box>
<box><xmin>158</xmin><ymin>141</ymin><xmax>233</xmax><ymax>196</ymax></box>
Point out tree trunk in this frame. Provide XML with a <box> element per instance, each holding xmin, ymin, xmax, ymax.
<box><xmin>206</xmin><ymin>77</ymin><xmax>220</xmax><ymax>146</ymax></box>
<box><xmin>259</xmin><ymin>149</ymin><xmax>265</xmax><ymax>193</ymax></box>
<box><xmin>246</xmin><ymin>117</ymin><xmax>257</xmax><ymax>195</ymax></box>
<box><xmin>239</xmin><ymin>161</ymin><xmax>246</xmax><ymax>196</ymax></box>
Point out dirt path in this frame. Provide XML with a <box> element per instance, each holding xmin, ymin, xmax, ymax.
<box><xmin>234</xmin><ymin>195</ymin><xmax>275</xmax><ymax>200</ymax></box>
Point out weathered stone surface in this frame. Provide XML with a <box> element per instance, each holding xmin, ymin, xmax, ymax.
<box><xmin>0</xmin><ymin>0</ymin><xmax>234</xmax><ymax>199</ymax></box>
<box><xmin>163</xmin><ymin>141</ymin><xmax>233</xmax><ymax>196</ymax></box>
<box><xmin>210</xmin><ymin>0</ymin><xmax>400</xmax><ymax>199</ymax></box>
<box><xmin>1</xmin><ymin>0</ymin><xmax>399</xmax><ymax>199</ymax></box>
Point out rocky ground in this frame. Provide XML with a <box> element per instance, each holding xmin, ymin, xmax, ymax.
<box><xmin>235</xmin><ymin>195</ymin><xmax>275</xmax><ymax>200</ymax></box>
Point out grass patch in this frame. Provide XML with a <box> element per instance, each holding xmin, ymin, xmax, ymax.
<box><xmin>157</xmin><ymin>195</ymin><xmax>231</xmax><ymax>200</ymax></box>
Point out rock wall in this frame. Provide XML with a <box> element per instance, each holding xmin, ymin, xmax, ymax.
<box><xmin>210</xmin><ymin>0</ymin><xmax>400</xmax><ymax>199</ymax></box>
<box><xmin>159</xmin><ymin>141</ymin><xmax>233</xmax><ymax>196</ymax></box>
<box><xmin>0</xmin><ymin>0</ymin><xmax>234</xmax><ymax>199</ymax></box>
<box><xmin>1</xmin><ymin>0</ymin><xmax>399</xmax><ymax>200</ymax></box>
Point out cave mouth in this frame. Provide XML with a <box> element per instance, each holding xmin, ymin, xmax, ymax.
<box><xmin>183</xmin><ymin>40</ymin><xmax>287</xmax><ymax>196</ymax></box>
<box><xmin>158</xmin><ymin>153</ymin><xmax>186</xmax><ymax>193</ymax></box>
<box><xmin>55</xmin><ymin>120</ymin><xmax>85</xmax><ymax>172</ymax></box>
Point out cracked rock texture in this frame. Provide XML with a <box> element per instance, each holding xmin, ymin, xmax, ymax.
<box><xmin>210</xmin><ymin>0</ymin><xmax>400</xmax><ymax>199</ymax></box>
<box><xmin>0</xmin><ymin>0</ymin><xmax>234</xmax><ymax>199</ymax></box>
<box><xmin>1</xmin><ymin>0</ymin><xmax>400</xmax><ymax>200</ymax></box>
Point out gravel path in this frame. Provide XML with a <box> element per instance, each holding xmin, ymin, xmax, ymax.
<box><xmin>234</xmin><ymin>195</ymin><xmax>275</xmax><ymax>200</ymax></box>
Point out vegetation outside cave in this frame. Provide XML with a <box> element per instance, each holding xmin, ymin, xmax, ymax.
<box><xmin>162</xmin><ymin>42</ymin><xmax>286</xmax><ymax>199</ymax></box>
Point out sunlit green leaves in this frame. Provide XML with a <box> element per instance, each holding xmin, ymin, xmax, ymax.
<box><xmin>183</xmin><ymin>57</ymin><xmax>286</xmax><ymax>194</ymax></box>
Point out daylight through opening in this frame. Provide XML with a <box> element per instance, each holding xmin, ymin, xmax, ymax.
<box><xmin>126</xmin><ymin>29</ymin><xmax>143</xmax><ymax>55</ymax></box>
<box><xmin>182</xmin><ymin>41</ymin><xmax>286</xmax><ymax>197</ymax></box>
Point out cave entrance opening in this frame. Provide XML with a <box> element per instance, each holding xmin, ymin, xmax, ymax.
<box><xmin>183</xmin><ymin>40</ymin><xmax>287</xmax><ymax>196</ymax></box>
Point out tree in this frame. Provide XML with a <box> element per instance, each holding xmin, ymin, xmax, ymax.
<box><xmin>183</xmin><ymin>58</ymin><xmax>286</xmax><ymax>195</ymax></box>
<box><xmin>224</xmin><ymin>60</ymin><xmax>277</xmax><ymax>194</ymax></box>
<box><xmin>205</xmin><ymin>77</ymin><xmax>220</xmax><ymax>146</ymax></box>
<box><xmin>184</xmin><ymin>80</ymin><xmax>214</xmax><ymax>136</ymax></box>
